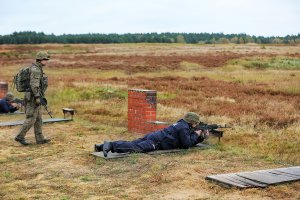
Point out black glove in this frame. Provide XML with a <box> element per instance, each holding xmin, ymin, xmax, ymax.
<box><xmin>41</xmin><ymin>97</ymin><xmax>47</xmax><ymax>106</ymax></box>
<box><xmin>197</xmin><ymin>135</ymin><xmax>205</xmax><ymax>143</ymax></box>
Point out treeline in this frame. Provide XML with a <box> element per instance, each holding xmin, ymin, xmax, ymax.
<box><xmin>0</xmin><ymin>31</ymin><xmax>299</xmax><ymax>45</ymax></box>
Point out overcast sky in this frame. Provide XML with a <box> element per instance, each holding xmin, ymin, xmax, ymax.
<box><xmin>0</xmin><ymin>0</ymin><xmax>299</xmax><ymax>36</ymax></box>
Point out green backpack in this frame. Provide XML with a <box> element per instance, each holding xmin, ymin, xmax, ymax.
<box><xmin>13</xmin><ymin>66</ymin><xmax>31</xmax><ymax>92</ymax></box>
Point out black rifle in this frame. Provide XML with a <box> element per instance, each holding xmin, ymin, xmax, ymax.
<box><xmin>12</xmin><ymin>98</ymin><xmax>24</xmax><ymax>106</ymax></box>
<box><xmin>39</xmin><ymin>92</ymin><xmax>53</xmax><ymax>118</ymax></box>
<box><xmin>194</xmin><ymin>123</ymin><xmax>230</xmax><ymax>142</ymax></box>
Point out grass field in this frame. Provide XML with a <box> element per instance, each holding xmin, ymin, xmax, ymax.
<box><xmin>0</xmin><ymin>43</ymin><xmax>299</xmax><ymax>199</ymax></box>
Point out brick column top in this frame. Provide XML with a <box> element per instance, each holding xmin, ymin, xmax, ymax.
<box><xmin>0</xmin><ymin>81</ymin><xmax>8</xmax><ymax>99</ymax></box>
<box><xmin>128</xmin><ymin>89</ymin><xmax>156</xmax><ymax>93</ymax></box>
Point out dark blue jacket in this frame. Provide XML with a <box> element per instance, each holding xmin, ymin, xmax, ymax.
<box><xmin>144</xmin><ymin>119</ymin><xmax>199</xmax><ymax>150</ymax></box>
<box><xmin>0</xmin><ymin>99</ymin><xmax>17</xmax><ymax>113</ymax></box>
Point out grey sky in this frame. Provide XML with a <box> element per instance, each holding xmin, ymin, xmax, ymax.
<box><xmin>0</xmin><ymin>0</ymin><xmax>299</xmax><ymax>36</ymax></box>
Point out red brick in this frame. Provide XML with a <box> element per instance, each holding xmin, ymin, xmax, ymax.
<box><xmin>128</xmin><ymin>89</ymin><xmax>158</xmax><ymax>134</ymax></box>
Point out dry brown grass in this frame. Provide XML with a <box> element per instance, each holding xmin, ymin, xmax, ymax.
<box><xmin>0</xmin><ymin>43</ymin><xmax>300</xmax><ymax>200</ymax></box>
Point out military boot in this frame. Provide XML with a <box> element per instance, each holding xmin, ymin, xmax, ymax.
<box><xmin>36</xmin><ymin>139</ymin><xmax>51</xmax><ymax>144</ymax></box>
<box><xmin>94</xmin><ymin>144</ymin><xmax>104</xmax><ymax>152</ymax></box>
<box><xmin>15</xmin><ymin>137</ymin><xmax>31</xmax><ymax>146</ymax></box>
<box><xmin>103</xmin><ymin>141</ymin><xmax>113</xmax><ymax>157</ymax></box>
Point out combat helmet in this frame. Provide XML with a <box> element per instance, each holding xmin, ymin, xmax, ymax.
<box><xmin>36</xmin><ymin>51</ymin><xmax>50</xmax><ymax>60</ymax></box>
<box><xmin>183</xmin><ymin>112</ymin><xmax>200</xmax><ymax>124</ymax></box>
<box><xmin>5</xmin><ymin>92</ymin><xmax>14</xmax><ymax>101</ymax></box>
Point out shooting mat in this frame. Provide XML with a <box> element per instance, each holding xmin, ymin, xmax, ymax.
<box><xmin>0</xmin><ymin>118</ymin><xmax>72</xmax><ymax>127</ymax></box>
<box><xmin>91</xmin><ymin>143</ymin><xmax>211</xmax><ymax>159</ymax></box>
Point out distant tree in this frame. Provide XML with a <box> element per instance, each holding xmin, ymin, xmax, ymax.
<box><xmin>255</xmin><ymin>38</ymin><xmax>262</xmax><ymax>44</ymax></box>
<box><xmin>176</xmin><ymin>35</ymin><xmax>186</xmax><ymax>43</ymax></box>
<box><xmin>230</xmin><ymin>36</ymin><xmax>239</xmax><ymax>44</ymax></box>
<box><xmin>207</xmin><ymin>38</ymin><xmax>216</xmax><ymax>44</ymax></box>
<box><xmin>218</xmin><ymin>37</ymin><xmax>229</xmax><ymax>44</ymax></box>
<box><xmin>0</xmin><ymin>31</ymin><xmax>299</xmax><ymax>45</ymax></box>
<box><xmin>238</xmin><ymin>37</ymin><xmax>245</xmax><ymax>44</ymax></box>
<box><xmin>288</xmin><ymin>39</ymin><xmax>296</xmax><ymax>46</ymax></box>
<box><xmin>272</xmin><ymin>38</ymin><xmax>283</xmax><ymax>44</ymax></box>
<box><xmin>244</xmin><ymin>36</ymin><xmax>254</xmax><ymax>43</ymax></box>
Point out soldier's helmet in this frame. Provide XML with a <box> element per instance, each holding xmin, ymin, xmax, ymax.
<box><xmin>5</xmin><ymin>92</ymin><xmax>14</xmax><ymax>101</ymax></box>
<box><xmin>183</xmin><ymin>112</ymin><xmax>200</xmax><ymax>124</ymax></box>
<box><xmin>36</xmin><ymin>51</ymin><xmax>50</xmax><ymax>60</ymax></box>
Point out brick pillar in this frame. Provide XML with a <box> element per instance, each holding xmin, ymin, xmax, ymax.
<box><xmin>128</xmin><ymin>89</ymin><xmax>169</xmax><ymax>134</ymax></box>
<box><xmin>0</xmin><ymin>82</ymin><xmax>8</xmax><ymax>99</ymax></box>
<box><xmin>128</xmin><ymin>89</ymin><xmax>157</xmax><ymax>134</ymax></box>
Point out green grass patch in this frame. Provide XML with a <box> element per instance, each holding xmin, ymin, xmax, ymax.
<box><xmin>49</xmin><ymin>86</ymin><xmax>127</xmax><ymax>105</ymax></box>
<box><xmin>60</xmin><ymin>197</ymin><xmax>70</xmax><ymax>200</ymax></box>
<box><xmin>0</xmin><ymin>52</ymin><xmax>24</xmax><ymax>59</ymax></box>
<box><xmin>241</xmin><ymin>57</ymin><xmax>300</xmax><ymax>70</ymax></box>
<box><xmin>180</xmin><ymin>61</ymin><xmax>204</xmax><ymax>71</ymax></box>
<box><xmin>97</xmin><ymin>87</ymin><xmax>127</xmax><ymax>100</ymax></box>
<box><xmin>80</xmin><ymin>175</ymin><xmax>93</xmax><ymax>182</ymax></box>
<box><xmin>2</xmin><ymin>171</ymin><xmax>13</xmax><ymax>180</ymax></box>
<box><xmin>157</xmin><ymin>92</ymin><xmax>177</xmax><ymax>100</ymax></box>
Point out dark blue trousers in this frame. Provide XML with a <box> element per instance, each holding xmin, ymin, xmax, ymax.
<box><xmin>111</xmin><ymin>138</ymin><xmax>156</xmax><ymax>153</ymax></box>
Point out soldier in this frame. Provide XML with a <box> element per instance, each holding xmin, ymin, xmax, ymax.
<box><xmin>0</xmin><ymin>92</ymin><xmax>21</xmax><ymax>113</ymax></box>
<box><xmin>95</xmin><ymin>112</ymin><xmax>207</xmax><ymax>157</ymax></box>
<box><xmin>15</xmin><ymin>51</ymin><xmax>51</xmax><ymax>146</ymax></box>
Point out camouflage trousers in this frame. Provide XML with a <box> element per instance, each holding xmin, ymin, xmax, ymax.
<box><xmin>16</xmin><ymin>92</ymin><xmax>45</xmax><ymax>142</ymax></box>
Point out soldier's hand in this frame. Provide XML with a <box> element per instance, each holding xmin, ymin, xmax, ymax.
<box><xmin>203</xmin><ymin>130</ymin><xmax>210</xmax><ymax>138</ymax></box>
<box><xmin>35</xmin><ymin>97</ymin><xmax>41</xmax><ymax>106</ymax></box>
<box><xmin>12</xmin><ymin>103</ymin><xmax>21</xmax><ymax>109</ymax></box>
<box><xmin>11</xmin><ymin>103</ymin><xmax>18</xmax><ymax>108</ymax></box>
<box><xmin>195</xmin><ymin>130</ymin><xmax>202</xmax><ymax>136</ymax></box>
<box><xmin>41</xmin><ymin>97</ymin><xmax>47</xmax><ymax>106</ymax></box>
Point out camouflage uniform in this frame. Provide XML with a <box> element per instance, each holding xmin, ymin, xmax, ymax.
<box><xmin>15</xmin><ymin>51</ymin><xmax>50</xmax><ymax>145</ymax></box>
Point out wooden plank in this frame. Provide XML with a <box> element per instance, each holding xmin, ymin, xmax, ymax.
<box><xmin>273</xmin><ymin>166</ymin><xmax>300</xmax><ymax>176</ymax></box>
<box><xmin>248</xmin><ymin>167</ymin><xmax>300</xmax><ymax>176</ymax></box>
<box><xmin>148</xmin><ymin>143</ymin><xmax>211</xmax><ymax>155</ymax></box>
<box><xmin>270</xmin><ymin>170</ymin><xmax>300</xmax><ymax>179</ymax></box>
<box><xmin>228</xmin><ymin>174</ymin><xmax>267</xmax><ymax>188</ymax></box>
<box><xmin>147</xmin><ymin>149</ymin><xmax>182</xmax><ymax>155</ymax></box>
<box><xmin>43</xmin><ymin>118</ymin><xmax>72</xmax><ymax>123</ymax></box>
<box><xmin>206</xmin><ymin>173</ymin><xmax>267</xmax><ymax>188</ymax></box>
<box><xmin>0</xmin><ymin>118</ymin><xmax>72</xmax><ymax>127</ymax></box>
<box><xmin>237</xmin><ymin>172</ymin><xmax>287</xmax><ymax>184</ymax></box>
<box><xmin>0</xmin><ymin>120</ymin><xmax>24</xmax><ymax>126</ymax></box>
<box><xmin>0</xmin><ymin>111</ymin><xmax>24</xmax><ymax>115</ymax></box>
<box><xmin>91</xmin><ymin>152</ymin><xmax>130</xmax><ymax>159</ymax></box>
<box><xmin>237</xmin><ymin>171</ymin><xmax>299</xmax><ymax>185</ymax></box>
<box><xmin>206</xmin><ymin>174</ymin><xmax>249</xmax><ymax>188</ymax></box>
<box><xmin>195</xmin><ymin>143</ymin><xmax>211</xmax><ymax>148</ymax></box>
<box><xmin>206</xmin><ymin>166</ymin><xmax>300</xmax><ymax>188</ymax></box>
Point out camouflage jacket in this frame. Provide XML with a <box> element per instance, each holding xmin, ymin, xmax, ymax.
<box><xmin>29</xmin><ymin>62</ymin><xmax>48</xmax><ymax>98</ymax></box>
